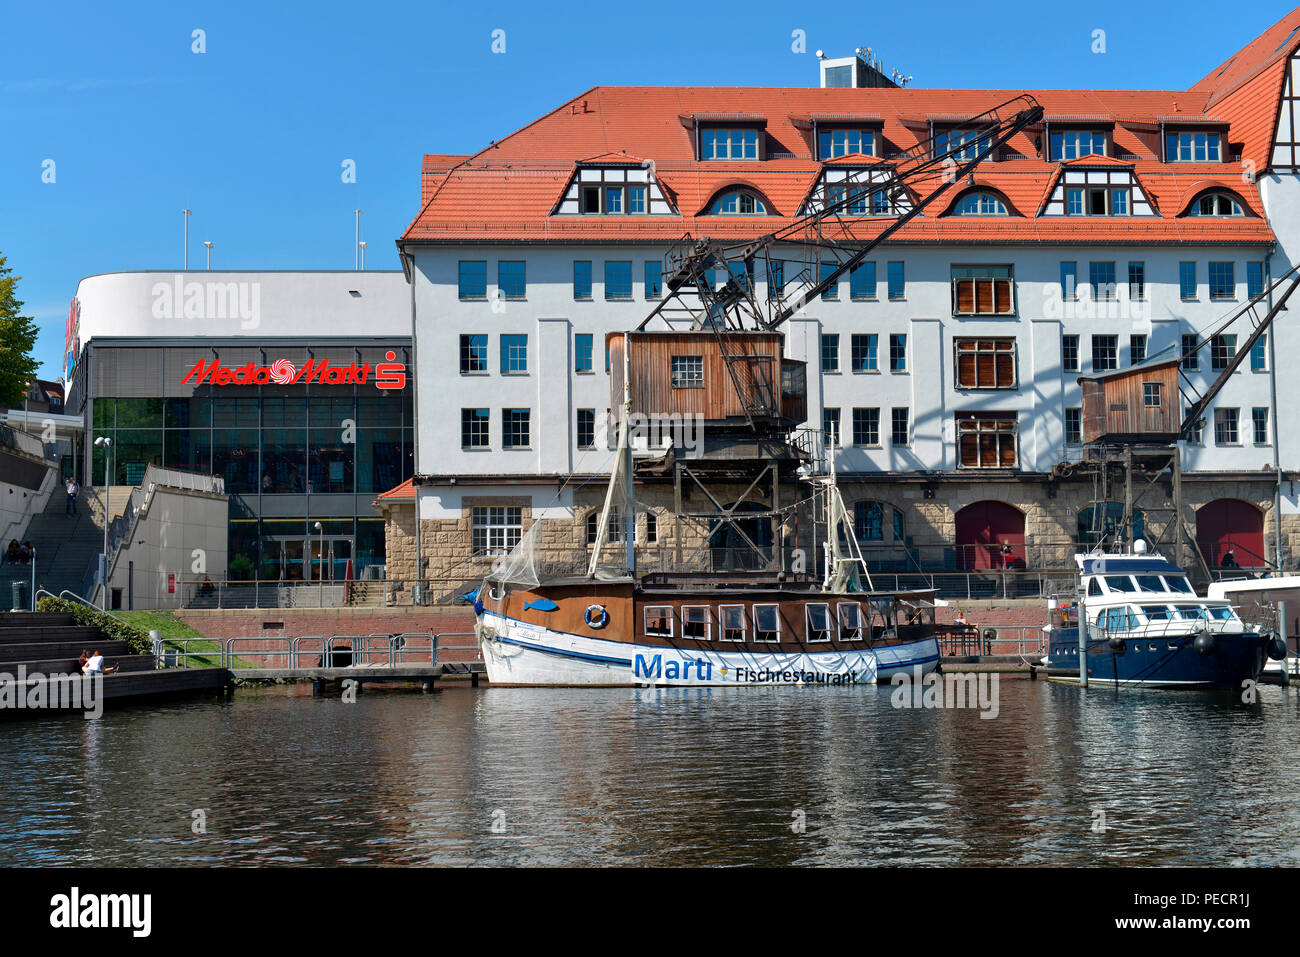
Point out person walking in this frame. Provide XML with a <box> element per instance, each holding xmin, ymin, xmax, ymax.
<box><xmin>65</xmin><ymin>477</ymin><xmax>79</xmax><ymax>517</ymax></box>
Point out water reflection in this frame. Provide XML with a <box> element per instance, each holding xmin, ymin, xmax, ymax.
<box><xmin>0</xmin><ymin>680</ymin><xmax>1297</xmax><ymax>865</ymax></box>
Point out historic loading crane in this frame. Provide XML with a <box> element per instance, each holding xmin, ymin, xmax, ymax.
<box><xmin>612</xmin><ymin>96</ymin><xmax>1045</xmax><ymax>577</ymax></box>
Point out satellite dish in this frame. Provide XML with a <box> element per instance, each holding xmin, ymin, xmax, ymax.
<box><xmin>1134</xmin><ymin>539</ymin><xmax>1148</xmax><ymax>554</ymax></box>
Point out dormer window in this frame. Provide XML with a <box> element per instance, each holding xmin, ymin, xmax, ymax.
<box><xmin>709</xmin><ymin>189</ymin><xmax>767</xmax><ymax>215</ymax></box>
<box><xmin>1049</xmin><ymin>130</ymin><xmax>1107</xmax><ymax>161</ymax></box>
<box><xmin>1188</xmin><ymin>190</ymin><xmax>1245</xmax><ymax>216</ymax></box>
<box><xmin>818</xmin><ymin>129</ymin><xmax>876</xmax><ymax>160</ymax></box>
<box><xmin>1165</xmin><ymin>131</ymin><xmax>1222</xmax><ymax>162</ymax></box>
<box><xmin>953</xmin><ymin>191</ymin><xmax>1008</xmax><ymax>215</ymax></box>
<box><xmin>824</xmin><ymin>185</ymin><xmax>890</xmax><ymax>216</ymax></box>
<box><xmin>579</xmin><ymin>182</ymin><xmax>647</xmax><ymax>214</ymax></box>
<box><xmin>554</xmin><ymin>161</ymin><xmax>674</xmax><ymax>216</ymax></box>
<box><xmin>1065</xmin><ymin>185</ymin><xmax>1131</xmax><ymax>216</ymax></box>
<box><xmin>701</xmin><ymin>128</ymin><xmax>759</xmax><ymax>160</ymax></box>
<box><xmin>935</xmin><ymin>128</ymin><xmax>991</xmax><ymax>162</ymax></box>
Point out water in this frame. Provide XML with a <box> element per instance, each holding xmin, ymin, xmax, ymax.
<box><xmin>2</xmin><ymin>678</ymin><xmax>1299</xmax><ymax>866</ymax></box>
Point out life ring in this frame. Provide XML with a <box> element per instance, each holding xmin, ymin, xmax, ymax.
<box><xmin>584</xmin><ymin>604</ymin><xmax>609</xmax><ymax>629</ymax></box>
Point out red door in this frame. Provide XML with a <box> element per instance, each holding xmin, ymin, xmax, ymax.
<box><xmin>955</xmin><ymin>501</ymin><xmax>1026</xmax><ymax>570</ymax></box>
<box><xmin>1196</xmin><ymin>499</ymin><xmax>1265</xmax><ymax>568</ymax></box>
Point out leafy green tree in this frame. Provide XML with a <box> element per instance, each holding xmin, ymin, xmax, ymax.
<box><xmin>0</xmin><ymin>253</ymin><xmax>40</xmax><ymax>409</ymax></box>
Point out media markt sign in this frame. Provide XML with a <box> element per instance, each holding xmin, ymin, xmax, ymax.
<box><xmin>180</xmin><ymin>354</ymin><xmax>406</xmax><ymax>390</ymax></box>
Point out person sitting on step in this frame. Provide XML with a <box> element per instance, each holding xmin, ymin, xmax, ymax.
<box><xmin>81</xmin><ymin>650</ymin><xmax>117</xmax><ymax>676</ymax></box>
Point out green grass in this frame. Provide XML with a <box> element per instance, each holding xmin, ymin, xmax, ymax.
<box><xmin>116</xmin><ymin>610</ymin><xmax>254</xmax><ymax>668</ymax></box>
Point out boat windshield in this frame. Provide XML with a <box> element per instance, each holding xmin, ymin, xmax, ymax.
<box><xmin>1134</xmin><ymin>575</ymin><xmax>1167</xmax><ymax>593</ymax></box>
<box><xmin>1163</xmin><ymin>576</ymin><xmax>1194</xmax><ymax>593</ymax></box>
<box><xmin>1104</xmin><ymin>575</ymin><xmax>1136</xmax><ymax>593</ymax></box>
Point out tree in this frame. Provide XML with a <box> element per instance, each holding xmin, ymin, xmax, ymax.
<box><xmin>0</xmin><ymin>253</ymin><xmax>40</xmax><ymax>409</ymax></box>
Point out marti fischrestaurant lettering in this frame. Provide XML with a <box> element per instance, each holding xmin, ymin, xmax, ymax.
<box><xmin>180</xmin><ymin>354</ymin><xmax>406</xmax><ymax>390</ymax></box>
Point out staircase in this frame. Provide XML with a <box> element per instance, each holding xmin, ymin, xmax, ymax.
<box><xmin>0</xmin><ymin>487</ymin><xmax>131</xmax><ymax>606</ymax></box>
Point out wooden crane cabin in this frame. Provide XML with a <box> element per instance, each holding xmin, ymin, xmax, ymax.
<box><xmin>607</xmin><ymin>331</ymin><xmax>806</xmax><ymax>427</ymax></box>
<box><xmin>1078</xmin><ymin>345</ymin><xmax>1181</xmax><ymax>444</ymax></box>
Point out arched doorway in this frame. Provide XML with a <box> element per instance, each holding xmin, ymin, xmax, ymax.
<box><xmin>710</xmin><ymin>501</ymin><xmax>773</xmax><ymax>571</ymax></box>
<box><xmin>1077</xmin><ymin>502</ymin><xmax>1145</xmax><ymax>547</ymax></box>
<box><xmin>955</xmin><ymin>501</ymin><xmax>1025</xmax><ymax>570</ymax></box>
<box><xmin>1196</xmin><ymin>499</ymin><xmax>1265</xmax><ymax>568</ymax></box>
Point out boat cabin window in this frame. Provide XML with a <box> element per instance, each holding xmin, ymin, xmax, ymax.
<box><xmin>1088</xmin><ymin>578</ymin><xmax>1103</xmax><ymax>597</ymax></box>
<box><xmin>868</xmin><ymin>597</ymin><xmax>896</xmax><ymax>639</ymax></box>
<box><xmin>1140</xmin><ymin>605</ymin><xmax>1172</xmax><ymax>621</ymax></box>
<box><xmin>644</xmin><ymin>606</ymin><xmax>674</xmax><ymax>638</ymax></box>
<box><xmin>1104</xmin><ymin>575</ymin><xmax>1136</xmax><ymax>593</ymax></box>
<box><xmin>838</xmin><ymin>602</ymin><xmax>863</xmax><ymax>640</ymax></box>
<box><xmin>1098</xmin><ymin>606</ymin><xmax>1140</xmax><ymax>631</ymax></box>
<box><xmin>1207</xmin><ymin>606</ymin><xmax>1235</xmax><ymax>622</ymax></box>
<box><xmin>1173</xmin><ymin>605</ymin><xmax>1208</xmax><ymax>620</ymax></box>
<box><xmin>1134</xmin><ymin>575</ymin><xmax>1168</xmax><ymax>593</ymax></box>
<box><xmin>682</xmin><ymin>605</ymin><xmax>711</xmax><ymax>640</ymax></box>
<box><xmin>1164</xmin><ymin>576</ymin><xmax>1193</xmax><ymax>593</ymax></box>
<box><xmin>754</xmin><ymin>604</ymin><xmax>782</xmax><ymax>643</ymax></box>
<box><xmin>720</xmin><ymin>604</ymin><xmax>747</xmax><ymax>642</ymax></box>
<box><xmin>807</xmin><ymin>603</ymin><xmax>832</xmax><ymax>642</ymax></box>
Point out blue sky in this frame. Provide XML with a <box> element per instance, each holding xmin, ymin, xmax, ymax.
<box><xmin>2</xmin><ymin>0</ymin><xmax>1293</xmax><ymax>380</ymax></box>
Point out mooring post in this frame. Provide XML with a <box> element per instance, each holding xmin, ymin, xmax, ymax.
<box><xmin>471</xmin><ymin>671</ymin><xmax>480</xmax><ymax>687</ymax></box>
<box><xmin>1280</xmin><ymin>600</ymin><xmax>1290</xmax><ymax>687</ymax></box>
<box><xmin>312</xmin><ymin>679</ymin><xmax>323</xmax><ymax>697</ymax></box>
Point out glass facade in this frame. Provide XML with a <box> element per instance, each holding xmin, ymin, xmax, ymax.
<box><xmin>86</xmin><ymin>341</ymin><xmax>414</xmax><ymax>581</ymax></box>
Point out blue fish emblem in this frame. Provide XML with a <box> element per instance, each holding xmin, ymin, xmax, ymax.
<box><xmin>524</xmin><ymin>599</ymin><xmax>559</xmax><ymax>612</ymax></box>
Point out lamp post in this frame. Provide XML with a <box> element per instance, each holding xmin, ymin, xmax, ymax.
<box><xmin>204</xmin><ymin>241</ymin><xmax>213</xmax><ymax>270</ymax></box>
<box><xmin>354</xmin><ymin>210</ymin><xmax>362</xmax><ymax>270</ymax></box>
<box><xmin>314</xmin><ymin>521</ymin><xmax>324</xmax><ymax>606</ymax></box>
<box><xmin>359</xmin><ymin>241</ymin><xmax>366</xmax><ymax>271</ymax></box>
<box><xmin>93</xmin><ymin>436</ymin><xmax>113</xmax><ymax>610</ymax></box>
<box><xmin>183</xmin><ymin>209</ymin><xmax>192</xmax><ymax>269</ymax></box>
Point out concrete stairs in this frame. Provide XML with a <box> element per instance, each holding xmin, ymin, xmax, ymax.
<box><xmin>0</xmin><ymin>487</ymin><xmax>132</xmax><ymax>607</ymax></box>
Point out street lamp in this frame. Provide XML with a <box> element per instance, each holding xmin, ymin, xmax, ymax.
<box><xmin>354</xmin><ymin>210</ymin><xmax>362</xmax><ymax>270</ymax></box>
<box><xmin>93</xmin><ymin>436</ymin><xmax>113</xmax><ymax>610</ymax></box>
<box><xmin>314</xmin><ymin>521</ymin><xmax>324</xmax><ymax>606</ymax></box>
<box><xmin>358</xmin><ymin>241</ymin><xmax>366</xmax><ymax>271</ymax></box>
<box><xmin>183</xmin><ymin>209</ymin><xmax>192</xmax><ymax>270</ymax></box>
<box><xmin>204</xmin><ymin>241</ymin><xmax>213</xmax><ymax>270</ymax></box>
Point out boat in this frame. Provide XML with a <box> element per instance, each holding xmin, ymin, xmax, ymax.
<box><xmin>472</xmin><ymin>331</ymin><xmax>942</xmax><ymax>687</ymax></box>
<box><xmin>1041</xmin><ymin>542</ymin><xmax>1285</xmax><ymax>689</ymax></box>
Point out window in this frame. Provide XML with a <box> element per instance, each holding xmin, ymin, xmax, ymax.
<box><xmin>604</xmin><ymin>186</ymin><xmax>623</xmax><ymax>214</ymax></box>
<box><xmin>461</xmin><ymin>408</ymin><xmax>489</xmax><ymax>449</ymax></box>
<box><xmin>1049</xmin><ymin>130</ymin><xmax>1107</xmax><ymax>161</ymax></box>
<box><xmin>678</xmin><ymin>605</ymin><xmax>710</xmax><ymax>640</ymax></box>
<box><xmin>1210</xmin><ymin>334</ymin><xmax>1236</xmax><ymax>371</ymax></box>
<box><xmin>586</xmin><ymin>507</ymin><xmax>624</xmax><ymax>545</ymax></box>
<box><xmin>954</xmin><ymin>338</ymin><xmax>1016</xmax><ymax>390</ymax></box>
<box><xmin>1180</xmin><ymin>261</ymin><xmax>1197</xmax><ymax>300</ymax></box>
<box><xmin>767</xmin><ymin>259</ymin><xmax>785</xmax><ymax>295</ymax></box>
<box><xmin>701</xmin><ymin>127</ymin><xmax>759</xmax><ymax>160</ymax></box>
<box><xmin>471</xmin><ymin>506</ymin><xmax>522</xmax><ymax>556</ymax></box>
<box><xmin>720</xmin><ymin>605</ymin><xmax>746</xmax><ymax>642</ymax></box>
<box><xmin>854</xmin><ymin>501</ymin><xmax>883</xmax><ymax>540</ymax></box>
<box><xmin>500</xmin><ymin>334</ymin><xmax>528</xmax><ymax>374</ymax></box>
<box><xmin>891</xmin><ymin>408</ymin><xmax>910</xmax><ymax>446</ymax></box>
<box><xmin>1190</xmin><ymin>191</ymin><xmax>1244</xmax><ymax>216</ymax></box>
<box><xmin>953</xmin><ymin>191</ymin><xmax>1008</xmax><ymax>215</ymax></box>
<box><xmin>581</xmin><ymin>186</ymin><xmax>600</xmax><ymax>214</ymax></box>
<box><xmin>889</xmin><ymin>334</ymin><xmax>907</xmax><ymax>372</ymax></box>
<box><xmin>1247</xmin><ymin>262</ymin><xmax>1265</xmax><ymax>300</ymax></box>
<box><xmin>754</xmin><ymin>604</ymin><xmax>781</xmax><ymax>643</ymax></box>
<box><xmin>935</xmin><ymin>128</ymin><xmax>990</xmax><ymax>162</ymax></box>
<box><xmin>577</xmin><ymin>408</ymin><xmax>596</xmax><ymax>449</ymax></box>
<box><xmin>951</xmin><ymin>265</ymin><xmax>1014</xmax><ymax>316</ymax></box>
<box><xmin>1181</xmin><ymin>334</ymin><xmax>1199</xmax><ymax>371</ymax></box>
<box><xmin>1090</xmin><ymin>261</ymin><xmax>1117</xmax><ymax>300</ymax></box>
<box><xmin>838</xmin><ymin>603</ymin><xmax>863</xmax><ymax>640</ymax></box>
<box><xmin>820</xmin><ymin>260</ymin><xmax>839</xmax><ymax>299</ymax></box>
<box><xmin>1060</xmin><ymin>262</ymin><xmax>1077</xmax><ymax>301</ymax></box>
<box><xmin>644</xmin><ymin>606</ymin><xmax>673</xmax><ymax>637</ymax></box>
<box><xmin>709</xmin><ymin>189</ymin><xmax>767</xmax><ymax>214</ymax></box>
<box><xmin>1209</xmin><ymin>262</ymin><xmax>1235</xmax><ymax>300</ymax></box>
<box><xmin>671</xmin><ymin>355</ymin><xmax>704</xmax><ymax>389</ymax></box>
<box><xmin>605</xmin><ymin>260</ymin><xmax>633</xmax><ymax>300</ymax></box>
<box><xmin>823</xmin><ymin>407</ymin><xmax>842</xmax><ymax>447</ymax></box>
<box><xmin>574</xmin><ymin>334</ymin><xmax>594</xmax><ymax>374</ymax></box>
<box><xmin>852</xmin><ymin>407</ymin><xmax>880</xmax><ymax>446</ymax></box>
<box><xmin>1253</xmin><ymin>407</ymin><xmax>1270</xmax><ymax>444</ymax></box>
<box><xmin>627</xmin><ymin>186</ymin><xmax>646</xmax><ymax>214</ymax></box>
<box><xmin>1165</xmin><ymin>131</ymin><xmax>1222</xmax><ymax>162</ymax></box>
<box><xmin>645</xmin><ymin>261</ymin><xmax>662</xmax><ymax>298</ymax></box>
<box><xmin>1066</xmin><ymin>189</ymin><xmax>1085</xmax><ymax>216</ymax></box>
<box><xmin>1065</xmin><ymin>407</ymin><xmax>1082</xmax><ymax>446</ymax></box>
<box><xmin>458</xmin><ymin>260</ymin><xmax>487</xmax><ymax>300</ymax></box>
<box><xmin>850</xmin><ymin>262</ymin><xmax>876</xmax><ymax>300</ymax></box>
<box><xmin>1065</xmin><ymin>187</ymin><xmax>1130</xmax><ymax>216</ymax></box>
<box><xmin>643</xmin><ymin>511</ymin><xmax>658</xmax><ymax>544</ymax></box>
<box><xmin>573</xmin><ymin>260</ymin><xmax>592</xmax><ymax>300</ymax></box>
<box><xmin>1091</xmin><ymin>335</ymin><xmax>1118</xmax><ymax>372</ymax></box>
<box><xmin>1130</xmin><ymin>334</ymin><xmax>1147</xmax><ymax>365</ymax></box>
<box><xmin>498</xmin><ymin>261</ymin><xmax>526</xmax><ymax>300</ymax></box>
<box><xmin>1128</xmin><ymin>261</ymin><xmax>1146</xmax><ymax>301</ymax></box>
<box><xmin>821</xmin><ymin>333</ymin><xmax>839</xmax><ymax>372</ymax></box>
<box><xmin>1143</xmin><ymin>382</ymin><xmax>1163</xmax><ymax>408</ymax></box>
<box><xmin>851</xmin><ymin>334</ymin><xmax>878</xmax><ymax>373</ymax></box>
<box><xmin>459</xmin><ymin>334</ymin><xmax>488</xmax><ymax>374</ymax></box>
<box><xmin>957</xmin><ymin>414</ymin><xmax>1018</xmax><ymax>469</ymax></box>
<box><xmin>1214</xmin><ymin>408</ymin><xmax>1239</xmax><ymax>445</ymax></box>
<box><xmin>502</xmin><ymin>408</ymin><xmax>531</xmax><ymax>448</ymax></box>
<box><xmin>1062</xmin><ymin>335</ymin><xmax>1079</xmax><ymax>372</ymax></box>
<box><xmin>818</xmin><ymin>128</ymin><xmax>876</xmax><ymax>159</ymax></box>
<box><xmin>1251</xmin><ymin>335</ymin><xmax>1267</xmax><ymax>372</ymax></box>
<box><xmin>806</xmin><ymin>603</ymin><xmax>832</xmax><ymax>642</ymax></box>
<box><xmin>887</xmin><ymin>261</ymin><xmax>905</xmax><ymax>300</ymax></box>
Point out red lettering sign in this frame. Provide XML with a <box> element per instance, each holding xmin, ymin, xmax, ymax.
<box><xmin>180</xmin><ymin>356</ymin><xmax>405</xmax><ymax>390</ymax></box>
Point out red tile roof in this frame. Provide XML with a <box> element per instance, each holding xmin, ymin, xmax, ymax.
<box><xmin>402</xmin><ymin>15</ymin><xmax>1297</xmax><ymax>248</ymax></box>
<box><xmin>375</xmin><ymin>478</ymin><xmax>415</xmax><ymax>503</ymax></box>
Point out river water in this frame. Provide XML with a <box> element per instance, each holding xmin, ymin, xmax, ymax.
<box><xmin>2</xmin><ymin>678</ymin><xmax>1298</xmax><ymax>866</ymax></box>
